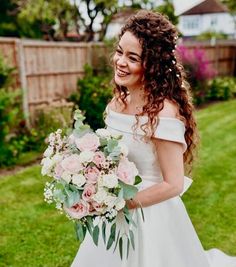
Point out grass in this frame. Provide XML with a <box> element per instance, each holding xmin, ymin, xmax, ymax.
<box><xmin>0</xmin><ymin>99</ymin><xmax>236</xmax><ymax>266</ymax></box>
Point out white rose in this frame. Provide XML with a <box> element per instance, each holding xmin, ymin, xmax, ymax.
<box><xmin>102</xmin><ymin>174</ymin><xmax>118</xmax><ymax>188</ymax></box>
<box><xmin>51</xmin><ymin>154</ymin><xmax>63</xmax><ymax>164</ymax></box>
<box><xmin>72</xmin><ymin>174</ymin><xmax>86</xmax><ymax>187</ymax></box>
<box><xmin>41</xmin><ymin>157</ymin><xmax>54</xmax><ymax>176</ymax></box>
<box><xmin>43</xmin><ymin>146</ymin><xmax>54</xmax><ymax>157</ymax></box>
<box><xmin>104</xmin><ymin>195</ymin><xmax>117</xmax><ymax>208</ymax></box>
<box><xmin>61</xmin><ymin>171</ymin><xmax>72</xmax><ymax>183</ymax></box>
<box><xmin>92</xmin><ymin>189</ymin><xmax>108</xmax><ymax>204</ymax></box>
<box><xmin>119</xmin><ymin>143</ymin><xmax>128</xmax><ymax>156</ymax></box>
<box><xmin>79</xmin><ymin>150</ymin><xmax>94</xmax><ymax>164</ymax></box>
<box><xmin>115</xmin><ymin>198</ymin><xmax>126</xmax><ymax>211</ymax></box>
<box><xmin>95</xmin><ymin>128</ymin><xmax>111</xmax><ymax>138</ymax></box>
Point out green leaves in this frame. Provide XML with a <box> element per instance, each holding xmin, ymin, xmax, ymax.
<box><xmin>92</xmin><ymin>225</ymin><xmax>100</xmax><ymax>246</ymax></box>
<box><xmin>75</xmin><ymin>221</ymin><xmax>87</xmax><ymax>243</ymax></box>
<box><xmin>119</xmin><ymin>180</ymin><xmax>138</xmax><ymax>200</ymax></box>
<box><xmin>134</xmin><ymin>175</ymin><xmax>142</xmax><ymax>185</ymax></box>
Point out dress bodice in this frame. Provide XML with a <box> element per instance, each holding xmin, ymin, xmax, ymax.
<box><xmin>104</xmin><ymin>106</ymin><xmax>187</xmax><ymax>186</ymax></box>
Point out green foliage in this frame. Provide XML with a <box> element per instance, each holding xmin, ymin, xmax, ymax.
<box><xmin>155</xmin><ymin>0</ymin><xmax>179</xmax><ymax>25</ymax></box>
<box><xmin>17</xmin><ymin>0</ymin><xmax>78</xmax><ymax>40</ymax></box>
<box><xmin>196</xmin><ymin>31</ymin><xmax>228</xmax><ymax>41</ymax></box>
<box><xmin>207</xmin><ymin>77</ymin><xmax>236</xmax><ymax>101</ymax></box>
<box><xmin>0</xmin><ymin>0</ymin><xmax>19</xmax><ymax>37</ymax></box>
<box><xmin>69</xmin><ymin>64</ymin><xmax>113</xmax><ymax>130</ymax></box>
<box><xmin>0</xmin><ymin>53</ymin><xmax>22</xmax><ymax>167</ymax></box>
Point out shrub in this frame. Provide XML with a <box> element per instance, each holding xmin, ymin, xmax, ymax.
<box><xmin>207</xmin><ymin>77</ymin><xmax>236</xmax><ymax>101</ymax></box>
<box><xmin>177</xmin><ymin>45</ymin><xmax>217</xmax><ymax>105</ymax></box>
<box><xmin>69</xmin><ymin>64</ymin><xmax>113</xmax><ymax>130</ymax></box>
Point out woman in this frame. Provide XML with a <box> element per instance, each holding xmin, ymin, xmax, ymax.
<box><xmin>71</xmin><ymin>10</ymin><xmax>236</xmax><ymax>267</ymax></box>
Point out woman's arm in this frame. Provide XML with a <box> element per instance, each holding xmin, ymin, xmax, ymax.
<box><xmin>127</xmin><ymin>139</ymin><xmax>184</xmax><ymax>209</ymax></box>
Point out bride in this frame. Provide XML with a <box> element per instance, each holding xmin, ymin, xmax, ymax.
<box><xmin>71</xmin><ymin>10</ymin><xmax>236</xmax><ymax>267</ymax></box>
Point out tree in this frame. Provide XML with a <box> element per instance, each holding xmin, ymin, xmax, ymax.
<box><xmin>0</xmin><ymin>0</ymin><xmax>20</xmax><ymax>37</ymax></box>
<box><xmin>16</xmin><ymin>0</ymin><xmax>78</xmax><ymax>40</ymax></box>
<box><xmin>155</xmin><ymin>0</ymin><xmax>179</xmax><ymax>25</ymax></box>
<box><xmin>73</xmin><ymin>0</ymin><xmax>119</xmax><ymax>41</ymax></box>
<box><xmin>221</xmin><ymin>0</ymin><xmax>236</xmax><ymax>38</ymax></box>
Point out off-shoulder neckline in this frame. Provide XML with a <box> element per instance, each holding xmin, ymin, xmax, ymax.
<box><xmin>106</xmin><ymin>105</ymin><xmax>185</xmax><ymax>126</ymax></box>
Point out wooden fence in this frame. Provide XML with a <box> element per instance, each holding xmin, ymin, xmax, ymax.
<box><xmin>0</xmin><ymin>37</ymin><xmax>110</xmax><ymax>125</ymax></box>
<box><xmin>183</xmin><ymin>40</ymin><xmax>236</xmax><ymax>77</ymax></box>
<box><xmin>0</xmin><ymin>37</ymin><xmax>235</xmax><ymax>124</ymax></box>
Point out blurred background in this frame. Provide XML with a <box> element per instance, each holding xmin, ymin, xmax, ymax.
<box><xmin>0</xmin><ymin>0</ymin><xmax>235</xmax><ymax>266</ymax></box>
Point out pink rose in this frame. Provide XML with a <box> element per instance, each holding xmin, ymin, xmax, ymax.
<box><xmin>82</xmin><ymin>184</ymin><xmax>96</xmax><ymax>202</ymax></box>
<box><xmin>84</xmin><ymin>166</ymin><xmax>100</xmax><ymax>183</ymax></box>
<box><xmin>64</xmin><ymin>200</ymin><xmax>89</xmax><ymax>219</ymax></box>
<box><xmin>91</xmin><ymin>201</ymin><xmax>103</xmax><ymax>212</ymax></box>
<box><xmin>61</xmin><ymin>154</ymin><xmax>82</xmax><ymax>174</ymax></box>
<box><xmin>75</xmin><ymin>133</ymin><xmax>100</xmax><ymax>152</ymax></box>
<box><xmin>54</xmin><ymin>162</ymin><xmax>64</xmax><ymax>178</ymax></box>
<box><xmin>116</xmin><ymin>158</ymin><xmax>138</xmax><ymax>185</ymax></box>
<box><xmin>93</xmin><ymin>151</ymin><xmax>106</xmax><ymax>167</ymax></box>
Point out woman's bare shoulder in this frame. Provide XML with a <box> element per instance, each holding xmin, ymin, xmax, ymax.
<box><xmin>158</xmin><ymin>100</ymin><xmax>179</xmax><ymax>118</ymax></box>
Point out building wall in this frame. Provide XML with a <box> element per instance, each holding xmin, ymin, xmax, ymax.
<box><xmin>178</xmin><ymin>13</ymin><xmax>235</xmax><ymax>37</ymax></box>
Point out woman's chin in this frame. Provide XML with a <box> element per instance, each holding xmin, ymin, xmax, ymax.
<box><xmin>114</xmin><ymin>76</ymin><xmax>129</xmax><ymax>87</ymax></box>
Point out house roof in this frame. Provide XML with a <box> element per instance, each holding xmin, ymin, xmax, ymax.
<box><xmin>180</xmin><ymin>0</ymin><xmax>229</xmax><ymax>15</ymax></box>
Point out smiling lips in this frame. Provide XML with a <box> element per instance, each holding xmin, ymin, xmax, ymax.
<box><xmin>116</xmin><ymin>68</ymin><xmax>130</xmax><ymax>77</ymax></box>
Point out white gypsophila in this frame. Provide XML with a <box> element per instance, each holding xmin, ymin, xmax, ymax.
<box><xmin>48</xmin><ymin>132</ymin><xmax>56</xmax><ymax>144</ymax></box>
<box><xmin>41</xmin><ymin>157</ymin><xmax>54</xmax><ymax>176</ymax></box>
<box><xmin>92</xmin><ymin>188</ymin><xmax>108</xmax><ymax>204</ymax></box>
<box><xmin>72</xmin><ymin>174</ymin><xmax>86</xmax><ymax>187</ymax></box>
<box><xmin>106</xmin><ymin>209</ymin><xmax>118</xmax><ymax>220</ymax></box>
<box><xmin>43</xmin><ymin>146</ymin><xmax>54</xmax><ymax>157</ymax></box>
<box><xmin>102</xmin><ymin>174</ymin><xmax>118</xmax><ymax>188</ymax></box>
<box><xmin>79</xmin><ymin>150</ymin><xmax>94</xmax><ymax>164</ymax></box>
<box><xmin>104</xmin><ymin>195</ymin><xmax>117</xmax><ymax>208</ymax></box>
<box><xmin>55</xmin><ymin>202</ymin><xmax>63</xmax><ymax>210</ymax></box>
<box><xmin>95</xmin><ymin>128</ymin><xmax>111</xmax><ymax>138</ymax></box>
<box><xmin>43</xmin><ymin>184</ymin><xmax>54</xmax><ymax>203</ymax></box>
<box><xmin>115</xmin><ymin>198</ymin><xmax>126</xmax><ymax>211</ymax></box>
<box><xmin>119</xmin><ymin>143</ymin><xmax>128</xmax><ymax>157</ymax></box>
<box><xmin>61</xmin><ymin>171</ymin><xmax>72</xmax><ymax>183</ymax></box>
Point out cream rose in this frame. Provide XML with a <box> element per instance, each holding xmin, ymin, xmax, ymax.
<box><xmin>72</xmin><ymin>174</ymin><xmax>86</xmax><ymax>187</ymax></box>
<box><xmin>61</xmin><ymin>154</ymin><xmax>82</xmax><ymax>174</ymax></box>
<box><xmin>116</xmin><ymin>158</ymin><xmax>138</xmax><ymax>185</ymax></box>
<box><xmin>75</xmin><ymin>133</ymin><xmax>100</xmax><ymax>151</ymax></box>
<box><xmin>102</xmin><ymin>174</ymin><xmax>118</xmax><ymax>188</ymax></box>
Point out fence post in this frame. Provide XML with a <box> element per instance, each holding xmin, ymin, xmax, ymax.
<box><xmin>16</xmin><ymin>39</ymin><xmax>30</xmax><ymax>128</ymax></box>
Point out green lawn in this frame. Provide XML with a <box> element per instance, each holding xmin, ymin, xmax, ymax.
<box><xmin>0</xmin><ymin>100</ymin><xmax>236</xmax><ymax>266</ymax></box>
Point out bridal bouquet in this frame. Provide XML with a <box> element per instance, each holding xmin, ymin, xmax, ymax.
<box><xmin>41</xmin><ymin>109</ymin><xmax>143</xmax><ymax>259</ymax></box>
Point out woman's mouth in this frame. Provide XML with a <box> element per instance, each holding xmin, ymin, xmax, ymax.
<box><xmin>116</xmin><ymin>68</ymin><xmax>130</xmax><ymax>77</ymax></box>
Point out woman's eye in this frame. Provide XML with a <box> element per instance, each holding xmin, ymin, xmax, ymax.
<box><xmin>116</xmin><ymin>49</ymin><xmax>122</xmax><ymax>54</ymax></box>
<box><xmin>129</xmin><ymin>57</ymin><xmax>138</xmax><ymax>62</ymax></box>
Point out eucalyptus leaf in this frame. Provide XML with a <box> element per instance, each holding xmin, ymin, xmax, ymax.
<box><xmin>129</xmin><ymin>230</ymin><xmax>135</xmax><ymax>250</ymax></box>
<box><xmin>113</xmin><ymin>230</ymin><xmax>120</xmax><ymax>253</ymax></box>
<box><xmin>119</xmin><ymin>181</ymin><xmax>138</xmax><ymax>199</ymax></box>
<box><xmin>102</xmin><ymin>221</ymin><xmax>106</xmax><ymax>244</ymax></box>
<box><xmin>119</xmin><ymin>237</ymin><xmax>123</xmax><ymax>260</ymax></box>
<box><xmin>92</xmin><ymin>225</ymin><xmax>99</xmax><ymax>246</ymax></box>
<box><xmin>75</xmin><ymin>222</ymin><xmax>86</xmax><ymax>243</ymax></box>
<box><xmin>126</xmin><ymin>238</ymin><xmax>130</xmax><ymax>259</ymax></box>
<box><xmin>107</xmin><ymin>139</ymin><xmax>118</xmax><ymax>153</ymax></box>
<box><xmin>106</xmin><ymin>232</ymin><xmax>115</xmax><ymax>250</ymax></box>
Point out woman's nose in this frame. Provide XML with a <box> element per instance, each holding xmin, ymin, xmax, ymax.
<box><xmin>116</xmin><ymin>55</ymin><xmax>127</xmax><ymax>67</ymax></box>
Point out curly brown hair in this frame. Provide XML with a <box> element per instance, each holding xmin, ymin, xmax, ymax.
<box><xmin>112</xmin><ymin>10</ymin><xmax>199</xmax><ymax>170</ymax></box>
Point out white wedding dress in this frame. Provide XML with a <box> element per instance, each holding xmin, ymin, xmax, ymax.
<box><xmin>71</xmin><ymin>107</ymin><xmax>236</xmax><ymax>267</ymax></box>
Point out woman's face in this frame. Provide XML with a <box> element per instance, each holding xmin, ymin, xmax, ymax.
<box><xmin>113</xmin><ymin>31</ymin><xmax>144</xmax><ymax>90</ymax></box>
